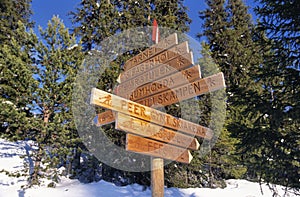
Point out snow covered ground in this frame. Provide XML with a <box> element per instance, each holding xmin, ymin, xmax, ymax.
<box><xmin>0</xmin><ymin>138</ymin><xmax>297</xmax><ymax>197</ymax></box>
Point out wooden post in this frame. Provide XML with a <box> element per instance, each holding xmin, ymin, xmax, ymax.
<box><xmin>151</xmin><ymin>157</ymin><xmax>164</xmax><ymax>197</ymax></box>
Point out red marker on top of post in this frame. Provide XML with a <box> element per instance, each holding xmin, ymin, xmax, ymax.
<box><xmin>152</xmin><ymin>19</ymin><xmax>160</xmax><ymax>44</ymax></box>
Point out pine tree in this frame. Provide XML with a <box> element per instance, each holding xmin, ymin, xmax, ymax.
<box><xmin>28</xmin><ymin>16</ymin><xmax>84</xmax><ymax>186</ymax></box>
<box><xmin>0</xmin><ymin>0</ymin><xmax>36</xmax><ymax>140</ymax></box>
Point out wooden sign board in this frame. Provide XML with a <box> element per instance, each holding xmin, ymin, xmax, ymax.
<box><xmin>115</xmin><ymin>112</ymin><xmax>200</xmax><ymax>150</ymax></box>
<box><xmin>137</xmin><ymin>72</ymin><xmax>225</xmax><ymax>107</ymax></box>
<box><xmin>96</xmin><ymin>110</ymin><xmax>115</xmax><ymax>126</ymax></box>
<box><xmin>120</xmin><ymin>65</ymin><xmax>201</xmax><ymax>101</ymax></box>
<box><xmin>90</xmin><ymin>88</ymin><xmax>213</xmax><ymax>139</ymax></box>
<box><xmin>123</xmin><ymin>33</ymin><xmax>178</xmax><ymax>71</ymax></box>
<box><xmin>120</xmin><ymin>52</ymin><xmax>194</xmax><ymax>83</ymax></box>
<box><xmin>126</xmin><ymin>133</ymin><xmax>193</xmax><ymax>164</ymax></box>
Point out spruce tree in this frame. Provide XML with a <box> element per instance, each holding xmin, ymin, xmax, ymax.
<box><xmin>201</xmin><ymin>0</ymin><xmax>299</xmax><ymax>192</ymax></box>
<box><xmin>199</xmin><ymin>0</ymin><xmax>262</xmax><ymax>185</ymax></box>
<box><xmin>255</xmin><ymin>0</ymin><xmax>299</xmax><ymax>69</ymax></box>
<box><xmin>239</xmin><ymin>0</ymin><xmax>300</xmax><ymax>191</ymax></box>
<box><xmin>223</xmin><ymin>0</ymin><xmax>300</xmax><ymax>192</ymax></box>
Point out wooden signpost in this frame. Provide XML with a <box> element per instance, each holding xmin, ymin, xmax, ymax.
<box><xmin>91</xmin><ymin>33</ymin><xmax>226</xmax><ymax>197</ymax></box>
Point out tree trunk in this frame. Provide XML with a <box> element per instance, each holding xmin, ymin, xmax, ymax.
<box><xmin>30</xmin><ymin>147</ymin><xmax>43</xmax><ymax>185</ymax></box>
<box><xmin>70</xmin><ymin>146</ymin><xmax>81</xmax><ymax>177</ymax></box>
<box><xmin>30</xmin><ymin>105</ymin><xmax>51</xmax><ymax>185</ymax></box>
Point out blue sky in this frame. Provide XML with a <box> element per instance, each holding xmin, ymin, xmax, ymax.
<box><xmin>31</xmin><ymin>0</ymin><xmax>257</xmax><ymax>39</ymax></box>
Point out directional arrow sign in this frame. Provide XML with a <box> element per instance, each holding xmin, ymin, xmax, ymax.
<box><xmin>126</xmin><ymin>133</ymin><xmax>193</xmax><ymax>164</ymax></box>
<box><xmin>115</xmin><ymin>113</ymin><xmax>200</xmax><ymax>150</ymax></box>
<box><xmin>96</xmin><ymin>110</ymin><xmax>115</xmax><ymax>126</ymax></box>
<box><xmin>137</xmin><ymin>72</ymin><xmax>225</xmax><ymax>107</ymax></box>
<box><xmin>123</xmin><ymin>33</ymin><xmax>178</xmax><ymax>71</ymax></box>
<box><xmin>90</xmin><ymin>88</ymin><xmax>213</xmax><ymax>139</ymax></box>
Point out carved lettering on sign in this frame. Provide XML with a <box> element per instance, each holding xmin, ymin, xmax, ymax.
<box><xmin>119</xmin><ymin>65</ymin><xmax>201</xmax><ymax>101</ymax></box>
<box><xmin>120</xmin><ymin>52</ymin><xmax>193</xmax><ymax>83</ymax></box>
<box><xmin>97</xmin><ymin>110</ymin><xmax>115</xmax><ymax>126</ymax></box>
<box><xmin>137</xmin><ymin>72</ymin><xmax>225</xmax><ymax>109</ymax></box>
<box><xmin>126</xmin><ymin>134</ymin><xmax>193</xmax><ymax>164</ymax></box>
<box><xmin>124</xmin><ymin>33</ymin><xmax>178</xmax><ymax>71</ymax></box>
<box><xmin>115</xmin><ymin>113</ymin><xmax>200</xmax><ymax>150</ymax></box>
<box><xmin>90</xmin><ymin>88</ymin><xmax>214</xmax><ymax>139</ymax></box>
<box><xmin>119</xmin><ymin>43</ymin><xmax>192</xmax><ymax>83</ymax></box>
<box><xmin>98</xmin><ymin>95</ymin><xmax>112</xmax><ymax>106</ymax></box>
